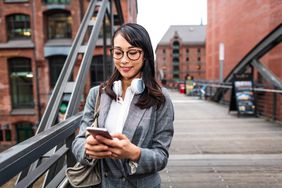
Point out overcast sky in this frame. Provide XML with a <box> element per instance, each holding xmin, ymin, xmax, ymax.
<box><xmin>137</xmin><ymin>0</ymin><xmax>207</xmax><ymax>51</ymax></box>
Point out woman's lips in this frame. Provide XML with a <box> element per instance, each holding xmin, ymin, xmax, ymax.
<box><xmin>121</xmin><ymin>67</ymin><xmax>132</xmax><ymax>72</ymax></box>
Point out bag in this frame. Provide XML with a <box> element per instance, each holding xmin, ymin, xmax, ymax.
<box><xmin>66</xmin><ymin>88</ymin><xmax>101</xmax><ymax>187</ymax></box>
<box><xmin>66</xmin><ymin>161</ymin><xmax>101</xmax><ymax>188</ymax></box>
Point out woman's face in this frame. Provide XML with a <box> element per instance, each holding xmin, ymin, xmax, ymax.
<box><xmin>112</xmin><ymin>34</ymin><xmax>144</xmax><ymax>81</ymax></box>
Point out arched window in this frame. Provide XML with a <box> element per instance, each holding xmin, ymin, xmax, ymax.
<box><xmin>46</xmin><ymin>11</ymin><xmax>72</xmax><ymax>39</ymax></box>
<box><xmin>9</xmin><ymin>57</ymin><xmax>34</xmax><ymax>109</ymax></box>
<box><xmin>6</xmin><ymin>14</ymin><xmax>31</xmax><ymax>40</ymax></box>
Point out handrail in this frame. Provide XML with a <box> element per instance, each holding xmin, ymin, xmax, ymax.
<box><xmin>196</xmin><ymin>81</ymin><xmax>282</xmax><ymax>94</ymax></box>
<box><xmin>14</xmin><ymin>146</ymin><xmax>68</xmax><ymax>188</ymax></box>
<box><xmin>193</xmin><ymin>80</ymin><xmax>281</xmax><ymax>121</ymax></box>
<box><xmin>0</xmin><ymin>113</ymin><xmax>82</xmax><ymax>186</ymax></box>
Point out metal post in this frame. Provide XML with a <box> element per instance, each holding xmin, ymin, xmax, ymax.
<box><xmin>219</xmin><ymin>42</ymin><xmax>224</xmax><ymax>83</ymax></box>
<box><xmin>272</xmin><ymin>87</ymin><xmax>277</xmax><ymax>121</ymax></box>
<box><xmin>103</xmin><ymin>16</ymin><xmax>107</xmax><ymax>81</ymax></box>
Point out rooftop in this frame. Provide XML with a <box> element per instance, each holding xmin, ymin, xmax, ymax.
<box><xmin>158</xmin><ymin>25</ymin><xmax>206</xmax><ymax>46</ymax></box>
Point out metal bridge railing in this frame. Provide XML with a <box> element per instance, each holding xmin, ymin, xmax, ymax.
<box><xmin>0</xmin><ymin>113</ymin><xmax>82</xmax><ymax>187</ymax></box>
<box><xmin>193</xmin><ymin>80</ymin><xmax>282</xmax><ymax>122</ymax></box>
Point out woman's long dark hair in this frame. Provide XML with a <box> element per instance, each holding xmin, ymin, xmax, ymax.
<box><xmin>103</xmin><ymin>23</ymin><xmax>165</xmax><ymax>109</ymax></box>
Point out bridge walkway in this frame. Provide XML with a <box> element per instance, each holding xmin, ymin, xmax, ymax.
<box><xmin>161</xmin><ymin>90</ymin><xmax>282</xmax><ymax>188</ymax></box>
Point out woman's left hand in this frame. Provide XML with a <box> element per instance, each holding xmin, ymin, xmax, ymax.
<box><xmin>95</xmin><ymin>133</ymin><xmax>141</xmax><ymax>161</ymax></box>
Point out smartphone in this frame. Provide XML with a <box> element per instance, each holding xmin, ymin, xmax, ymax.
<box><xmin>86</xmin><ymin>127</ymin><xmax>113</xmax><ymax>140</ymax></box>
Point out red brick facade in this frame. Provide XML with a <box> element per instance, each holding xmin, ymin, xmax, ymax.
<box><xmin>206</xmin><ymin>0</ymin><xmax>282</xmax><ymax>122</ymax></box>
<box><xmin>0</xmin><ymin>0</ymin><xmax>137</xmax><ymax>146</ymax></box>
<box><xmin>156</xmin><ymin>25</ymin><xmax>206</xmax><ymax>87</ymax></box>
<box><xmin>156</xmin><ymin>45</ymin><xmax>206</xmax><ymax>86</ymax></box>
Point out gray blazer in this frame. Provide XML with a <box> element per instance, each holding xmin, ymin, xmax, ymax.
<box><xmin>72</xmin><ymin>86</ymin><xmax>174</xmax><ymax>188</ymax></box>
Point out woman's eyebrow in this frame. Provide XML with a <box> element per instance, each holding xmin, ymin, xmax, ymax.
<box><xmin>113</xmin><ymin>46</ymin><xmax>140</xmax><ymax>50</ymax></box>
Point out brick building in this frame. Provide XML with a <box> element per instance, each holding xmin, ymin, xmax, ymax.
<box><xmin>156</xmin><ymin>25</ymin><xmax>206</xmax><ymax>87</ymax></box>
<box><xmin>206</xmin><ymin>1</ymin><xmax>282</xmax><ymax>122</ymax></box>
<box><xmin>0</xmin><ymin>0</ymin><xmax>137</xmax><ymax>145</ymax></box>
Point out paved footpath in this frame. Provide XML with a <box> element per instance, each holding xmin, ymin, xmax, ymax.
<box><xmin>160</xmin><ymin>90</ymin><xmax>282</xmax><ymax>188</ymax></box>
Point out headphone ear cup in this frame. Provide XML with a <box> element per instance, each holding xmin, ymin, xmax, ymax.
<box><xmin>113</xmin><ymin>80</ymin><xmax>122</xmax><ymax>97</ymax></box>
<box><xmin>131</xmin><ymin>78</ymin><xmax>145</xmax><ymax>94</ymax></box>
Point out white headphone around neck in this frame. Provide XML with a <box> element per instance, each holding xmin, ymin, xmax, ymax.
<box><xmin>113</xmin><ymin>78</ymin><xmax>145</xmax><ymax>97</ymax></box>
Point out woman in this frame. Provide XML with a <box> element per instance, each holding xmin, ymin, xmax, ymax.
<box><xmin>72</xmin><ymin>23</ymin><xmax>174</xmax><ymax>188</ymax></box>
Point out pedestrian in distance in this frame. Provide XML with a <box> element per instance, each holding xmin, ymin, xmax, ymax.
<box><xmin>72</xmin><ymin>23</ymin><xmax>174</xmax><ymax>188</ymax></box>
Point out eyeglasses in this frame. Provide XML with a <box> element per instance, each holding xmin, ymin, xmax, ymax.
<box><xmin>110</xmin><ymin>48</ymin><xmax>143</xmax><ymax>61</ymax></box>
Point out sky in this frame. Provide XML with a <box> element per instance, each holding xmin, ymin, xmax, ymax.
<box><xmin>137</xmin><ymin>0</ymin><xmax>207</xmax><ymax>51</ymax></box>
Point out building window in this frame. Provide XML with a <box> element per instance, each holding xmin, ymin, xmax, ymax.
<box><xmin>173</xmin><ymin>57</ymin><xmax>179</xmax><ymax>63</ymax></box>
<box><xmin>48</xmin><ymin>55</ymin><xmax>67</xmax><ymax>88</ymax></box>
<box><xmin>16</xmin><ymin>122</ymin><xmax>34</xmax><ymax>143</ymax></box>
<box><xmin>197</xmin><ymin>48</ymin><xmax>201</xmax><ymax>56</ymax></box>
<box><xmin>5</xmin><ymin>130</ymin><xmax>11</xmax><ymax>141</ymax></box>
<box><xmin>173</xmin><ymin>42</ymin><xmax>179</xmax><ymax>53</ymax></box>
<box><xmin>186</xmin><ymin>48</ymin><xmax>189</xmax><ymax>63</ymax></box>
<box><xmin>47</xmin><ymin>12</ymin><xmax>72</xmax><ymax>39</ymax></box>
<box><xmin>90</xmin><ymin>55</ymin><xmax>112</xmax><ymax>87</ymax></box>
<box><xmin>172</xmin><ymin>41</ymin><xmax>180</xmax><ymax>80</ymax></box>
<box><xmin>6</xmin><ymin>14</ymin><xmax>31</xmax><ymax>40</ymax></box>
<box><xmin>9</xmin><ymin>58</ymin><xmax>34</xmax><ymax>109</ymax></box>
<box><xmin>0</xmin><ymin>128</ymin><xmax>12</xmax><ymax>141</ymax></box>
<box><xmin>198</xmin><ymin>57</ymin><xmax>201</xmax><ymax>62</ymax></box>
<box><xmin>163</xmin><ymin>49</ymin><xmax>166</xmax><ymax>54</ymax></box>
<box><xmin>173</xmin><ymin>65</ymin><xmax>179</xmax><ymax>70</ymax></box>
<box><xmin>0</xmin><ymin>130</ymin><xmax>3</xmax><ymax>141</ymax></box>
<box><xmin>43</xmin><ymin>0</ymin><xmax>70</xmax><ymax>4</ymax></box>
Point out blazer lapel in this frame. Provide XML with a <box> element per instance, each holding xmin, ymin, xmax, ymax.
<box><xmin>122</xmin><ymin>95</ymin><xmax>147</xmax><ymax>141</ymax></box>
<box><xmin>98</xmin><ymin>92</ymin><xmax>111</xmax><ymax>128</ymax></box>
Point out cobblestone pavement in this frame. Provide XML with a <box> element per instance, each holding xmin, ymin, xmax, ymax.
<box><xmin>160</xmin><ymin>90</ymin><xmax>282</xmax><ymax>188</ymax></box>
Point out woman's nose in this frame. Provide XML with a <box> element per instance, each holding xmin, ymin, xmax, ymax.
<box><xmin>120</xmin><ymin>54</ymin><xmax>129</xmax><ymax>64</ymax></box>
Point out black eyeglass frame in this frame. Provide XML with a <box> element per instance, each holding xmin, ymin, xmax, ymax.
<box><xmin>110</xmin><ymin>48</ymin><xmax>143</xmax><ymax>61</ymax></box>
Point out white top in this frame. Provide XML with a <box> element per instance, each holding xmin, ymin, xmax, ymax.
<box><xmin>105</xmin><ymin>87</ymin><xmax>135</xmax><ymax>134</ymax></box>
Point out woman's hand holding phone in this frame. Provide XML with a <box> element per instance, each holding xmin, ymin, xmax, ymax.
<box><xmin>95</xmin><ymin>133</ymin><xmax>141</xmax><ymax>161</ymax></box>
<box><xmin>85</xmin><ymin>127</ymin><xmax>140</xmax><ymax>161</ymax></box>
<box><xmin>84</xmin><ymin>128</ymin><xmax>113</xmax><ymax>159</ymax></box>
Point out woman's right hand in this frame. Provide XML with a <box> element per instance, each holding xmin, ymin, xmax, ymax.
<box><xmin>85</xmin><ymin>135</ymin><xmax>112</xmax><ymax>159</ymax></box>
